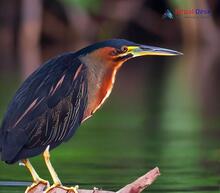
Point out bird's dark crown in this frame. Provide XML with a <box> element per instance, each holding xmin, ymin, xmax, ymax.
<box><xmin>76</xmin><ymin>39</ymin><xmax>138</xmax><ymax>56</ymax></box>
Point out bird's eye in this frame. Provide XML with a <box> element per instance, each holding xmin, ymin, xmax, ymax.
<box><xmin>121</xmin><ymin>46</ymin><xmax>128</xmax><ymax>53</ymax></box>
<box><xmin>110</xmin><ymin>47</ymin><xmax>128</xmax><ymax>56</ymax></box>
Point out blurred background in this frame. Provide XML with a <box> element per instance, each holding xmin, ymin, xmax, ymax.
<box><xmin>0</xmin><ymin>0</ymin><xmax>220</xmax><ymax>192</ymax></box>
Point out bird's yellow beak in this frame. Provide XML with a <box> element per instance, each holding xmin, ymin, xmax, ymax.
<box><xmin>126</xmin><ymin>45</ymin><xmax>183</xmax><ymax>57</ymax></box>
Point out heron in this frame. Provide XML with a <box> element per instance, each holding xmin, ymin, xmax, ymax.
<box><xmin>0</xmin><ymin>39</ymin><xmax>182</xmax><ymax>192</ymax></box>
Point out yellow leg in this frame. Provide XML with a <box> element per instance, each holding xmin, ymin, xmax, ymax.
<box><xmin>22</xmin><ymin>159</ymin><xmax>49</xmax><ymax>193</ymax></box>
<box><xmin>43</xmin><ymin>145</ymin><xmax>78</xmax><ymax>193</ymax></box>
<box><xmin>22</xmin><ymin>159</ymin><xmax>40</xmax><ymax>182</ymax></box>
<box><xmin>43</xmin><ymin>146</ymin><xmax>61</xmax><ymax>185</ymax></box>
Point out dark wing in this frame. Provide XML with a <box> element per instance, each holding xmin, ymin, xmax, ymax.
<box><xmin>0</xmin><ymin>53</ymin><xmax>87</xmax><ymax>163</ymax></box>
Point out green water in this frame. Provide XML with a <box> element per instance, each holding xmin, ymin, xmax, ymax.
<box><xmin>0</xmin><ymin>59</ymin><xmax>220</xmax><ymax>193</ymax></box>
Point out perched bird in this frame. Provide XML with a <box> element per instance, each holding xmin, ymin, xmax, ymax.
<box><xmin>0</xmin><ymin>39</ymin><xmax>182</xmax><ymax>192</ymax></box>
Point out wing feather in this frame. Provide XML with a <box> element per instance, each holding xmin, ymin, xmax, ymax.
<box><xmin>0</xmin><ymin>53</ymin><xmax>87</xmax><ymax>163</ymax></box>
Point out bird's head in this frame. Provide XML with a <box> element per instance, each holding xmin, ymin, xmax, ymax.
<box><xmin>78</xmin><ymin>39</ymin><xmax>182</xmax><ymax>70</ymax></box>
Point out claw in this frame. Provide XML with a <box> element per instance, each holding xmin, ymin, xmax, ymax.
<box><xmin>44</xmin><ymin>183</ymin><xmax>79</xmax><ymax>193</ymax></box>
<box><xmin>25</xmin><ymin>179</ymin><xmax>50</xmax><ymax>193</ymax></box>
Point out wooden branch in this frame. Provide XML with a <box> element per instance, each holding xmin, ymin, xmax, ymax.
<box><xmin>117</xmin><ymin>167</ymin><xmax>160</xmax><ymax>193</ymax></box>
<box><xmin>27</xmin><ymin>167</ymin><xmax>160</xmax><ymax>193</ymax></box>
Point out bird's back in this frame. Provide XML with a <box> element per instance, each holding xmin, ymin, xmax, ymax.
<box><xmin>0</xmin><ymin>53</ymin><xmax>88</xmax><ymax>164</ymax></box>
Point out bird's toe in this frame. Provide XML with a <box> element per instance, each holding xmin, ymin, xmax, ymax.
<box><xmin>25</xmin><ymin>179</ymin><xmax>50</xmax><ymax>193</ymax></box>
<box><xmin>44</xmin><ymin>184</ymin><xmax>79</xmax><ymax>193</ymax></box>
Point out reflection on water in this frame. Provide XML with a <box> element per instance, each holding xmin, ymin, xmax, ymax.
<box><xmin>0</xmin><ymin>55</ymin><xmax>220</xmax><ymax>193</ymax></box>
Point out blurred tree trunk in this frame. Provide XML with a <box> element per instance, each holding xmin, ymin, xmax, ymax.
<box><xmin>18</xmin><ymin>0</ymin><xmax>42</xmax><ymax>79</ymax></box>
<box><xmin>0</xmin><ymin>0</ymin><xmax>17</xmax><ymax>72</ymax></box>
<box><xmin>195</xmin><ymin>0</ymin><xmax>220</xmax><ymax>124</ymax></box>
<box><xmin>170</xmin><ymin>0</ymin><xmax>220</xmax><ymax>127</ymax></box>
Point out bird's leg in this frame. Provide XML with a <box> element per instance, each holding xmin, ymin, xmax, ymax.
<box><xmin>43</xmin><ymin>145</ymin><xmax>79</xmax><ymax>193</ymax></box>
<box><xmin>21</xmin><ymin>159</ymin><xmax>49</xmax><ymax>193</ymax></box>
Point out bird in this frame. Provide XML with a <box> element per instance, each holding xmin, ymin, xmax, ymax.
<box><xmin>0</xmin><ymin>39</ymin><xmax>182</xmax><ymax>193</ymax></box>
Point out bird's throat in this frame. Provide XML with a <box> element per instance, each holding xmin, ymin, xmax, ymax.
<box><xmin>82</xmin><ymin>66</ymin><xmax>119</xmax><ymax>122</ymax></box>
<box><xmin>80</xmin><ymin>49</ymin><xmax>124</xmax><ymax>122</ymax></box>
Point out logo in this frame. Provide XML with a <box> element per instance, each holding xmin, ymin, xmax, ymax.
<box><xmin>162</xmin><ymin>9</ymin><xmax>174</xmax><ymax>20</ymax></box>
<box><xmin>162</xmin><ymin>8</ymin><xmax>211</xmax><ymax>19</ymax></box>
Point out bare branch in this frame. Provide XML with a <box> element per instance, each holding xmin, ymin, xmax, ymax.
<box><xmin>26</xmin><ymin>167</ymin><xmax>160</xmax><ymax>193</ymax></box>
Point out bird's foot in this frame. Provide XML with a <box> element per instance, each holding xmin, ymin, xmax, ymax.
<box><xmin>25</xmin><ymin>178</ymin><xmax>50</xmax><ymax>193</ymax></box>
<box><xmin>44</xmin><ymin>183</ymin><xmax>79</xmax><ymax>193</ymax></box>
